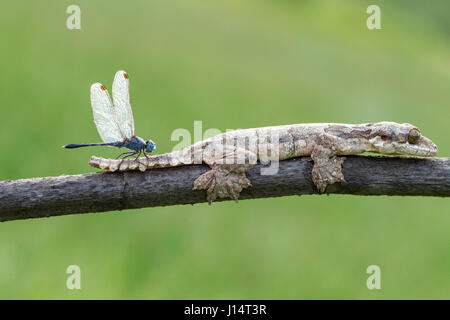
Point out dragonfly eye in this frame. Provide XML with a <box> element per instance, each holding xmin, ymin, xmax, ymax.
<box><xmin>145</xmin><ymin>140</ymin><xmax>156</xmax><ymax>152</ymax></box>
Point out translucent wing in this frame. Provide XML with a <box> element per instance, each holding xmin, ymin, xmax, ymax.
<box><xmin>112</xmin><ymin>70</ymin><xmax>135</xmax><ymax>138</ymax></box>
<box><xmin>90</xmin><ymin>83</ymin><xmax>124</xmax><ymax>143</ymax></box>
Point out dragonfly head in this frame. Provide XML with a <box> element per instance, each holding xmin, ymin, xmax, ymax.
<box><xmin>145</xmin><ymin>140</ymin><xmax>156</xmax><ymax>153</ymax></box>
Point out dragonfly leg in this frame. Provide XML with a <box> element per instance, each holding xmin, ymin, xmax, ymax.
<box><xmin>134</xmin><ymin>150</ymin><xmax>142</xmax><ymax>160</ymax></box>
<box><xmin>143</xmin><ymin>151</ymin><xmax>150</xmax><ymax>159</ymax></box>
<box><xmin>122</xmin><ymin>152</ymin><xmax>138</xmax><ymax>159</ymax></box>
<box><xmin>116</xmin><ymin>151</ymin><xmax>135</xmax><ymax>159</ymax></box>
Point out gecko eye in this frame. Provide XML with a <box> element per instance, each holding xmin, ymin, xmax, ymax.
<box><xmin>408</xmin><ymin>128</ymin><xmax>421</xmax><ymax>144</ymax></box>
<box><xmin>380</xmin><ymin>135</ymin><xmax>388</xmax><ymax>141</ymax></box>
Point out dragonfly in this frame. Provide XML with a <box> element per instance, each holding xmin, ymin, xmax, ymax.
<box><xmin>63</xmin><ymin>70</ymin><xmax>156</xmax><ymax>160</ymax></box>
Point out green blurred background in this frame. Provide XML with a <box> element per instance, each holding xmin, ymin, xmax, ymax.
<box><xmin>0</xmin><ymin>0</ymin><xmax>449</xmax><ymax>299</ymax></box>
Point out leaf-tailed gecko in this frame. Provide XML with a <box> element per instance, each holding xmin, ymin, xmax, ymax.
<box><xmin>89</xmin><ymin>122</ymin><xmax>438</xmax><ymax>203</ymax></box>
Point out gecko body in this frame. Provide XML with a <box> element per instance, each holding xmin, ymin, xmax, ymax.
<box><xmin>89</xmin><ymin>122</ymin><xmax>437</xmax><ymax>203</ymax></box>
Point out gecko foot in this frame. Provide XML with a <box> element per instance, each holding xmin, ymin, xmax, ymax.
<box><xmin>311</xmin><ymin>156</ymin><xmax>346</xmax><ymax>193</ymax></box>
<box><xmin>193</xmin><ymin>164</ymin><xmax>252</xmax><ymax>204</ymax></box>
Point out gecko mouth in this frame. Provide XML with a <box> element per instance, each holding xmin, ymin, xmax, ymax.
<box><xmin>369</xmin><ymin>134</ymin><xmax>438</xmax><ymax>157</ymax></box>
<box><xmin>395</xmin><ymin>141</ymin><xmax>438</xmax><ymax>156</ymax></box>
<box><xmin>373</xmin><ymin>139</ymin><xmax>438</xmax><ymax>157</ymax></box>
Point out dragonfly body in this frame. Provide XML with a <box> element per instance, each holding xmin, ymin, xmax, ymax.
<box><xmin>64</xmin><ymin>136</ymin><xmax>155</xmax><ymax>159</ymax></box>
<box><xmin>123</xmin><ymin>136</ymin><xmax>147</xmax><ymax>151</ymax></box>
<box><xmin>63</xmin><ymin>71</ymin><xmax>156</xmax><ymax>159</ymax></box>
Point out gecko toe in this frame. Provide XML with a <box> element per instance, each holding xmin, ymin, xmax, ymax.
<box><xmin>312</xmin><ymin>156</ymin><xmax>346</xmax><ymax>193</ymax></box>
<box><xmin>193</xmin><ymin>165</ymin><xmax>251</xmax><ymax>203</ymax></box>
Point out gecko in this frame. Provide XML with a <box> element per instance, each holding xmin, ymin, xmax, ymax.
<box><xmin>88</xmin><ymin>122</ymin><xmax>438</xmax><ymax>203</ymax></box>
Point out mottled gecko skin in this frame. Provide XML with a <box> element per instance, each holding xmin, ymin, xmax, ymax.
<box><xmin>89</xmin><ymin>122</ymin><xmax>438</xmax><ymax>203</ymax></box>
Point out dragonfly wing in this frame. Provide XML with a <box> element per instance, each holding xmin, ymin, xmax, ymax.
<box><xmin>90</xmin><ymin>83</ymin><xmax>124</xmax><ymax>143</ymax></box>
<box><xmin>112</xmin><ymin>70</ymin><xmax>135</xmax><ymax>138</ymax></box>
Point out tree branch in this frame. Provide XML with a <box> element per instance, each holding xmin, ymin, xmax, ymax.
<box><xmin>0</xmin><ymin>156</ymin><xmax>449</xmax><ymax>222</ymax></box>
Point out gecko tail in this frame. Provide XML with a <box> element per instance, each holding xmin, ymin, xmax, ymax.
<box><xmin>89</xmin><ymin>151</ymin><xmax>191</xmax><ymax>172</ymax></box>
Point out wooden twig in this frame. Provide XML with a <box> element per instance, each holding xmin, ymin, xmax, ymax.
<box><xmin>0</xmin><ymin>156</ymin><xmax>449</xmax><ymax>222</ymax></box>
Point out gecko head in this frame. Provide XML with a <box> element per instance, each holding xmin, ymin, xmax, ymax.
<box><xmin>368</xmin><ymin>122</ymin><xmax>437</xmax><ymax>157</ymax></box>
<box><xmin>145</xmin><ymin>140</ymin><xmax>156</xmax><ymax>152</ymax></box>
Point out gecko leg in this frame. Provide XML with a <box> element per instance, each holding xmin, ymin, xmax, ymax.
<box><xmin>193</xmin><ymin>146</ymin><xmax>256</xmax><ymax>204</ymax></box>
<box><xmin>310</xmin><ymin>133</ymin><xmax>346</xmax><ymax>193</ymax></box>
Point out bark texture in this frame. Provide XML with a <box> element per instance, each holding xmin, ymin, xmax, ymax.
<box><xmin>0</xmin><ymin>156</ymin><xmax>448</xmax><ymax>222</ymax></box>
